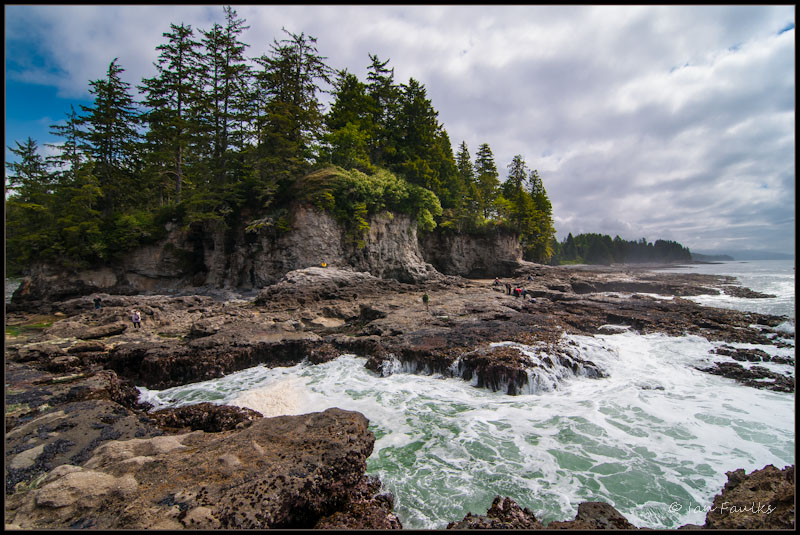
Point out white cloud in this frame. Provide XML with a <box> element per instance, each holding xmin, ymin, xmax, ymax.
<box><xmin>4</xmin><ymin>4</ymin><xmax>795</xmax><ymax>254</ymax></box>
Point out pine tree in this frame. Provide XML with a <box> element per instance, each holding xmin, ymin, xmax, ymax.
<box><xmin>473</xmin><ymin>143</ymin><xmax>500</xmax><ymax>219</ymax></box>
<box><xmin>525</xmin><ymin>168</ymin><xmax>555</xmax><ymax>262</ymax></box>
<box><xmin>197</xmin><ymin>6</ymin><xmax>251</xmax><ymax>187</ymax></box>
<box><xmin>139</xmin><ymin>22</ymin><xmax>202</xmax><ymax>203</ymax></box>
<box><xmin>77</xmin><ymin>58</ymin><xmax>141</xmax><ymax>216</ymax></box>
<box><xmin>5</xmin><ymin>138</ymin><xmax>57</xmax><ymax>270</ymax></box>
<box><xmin>454</xmin><ymin>141</ymin><xmax>480</xmax><ymax>228</ymax></box>
<box><xmin>365</xmin><ymin>54</ymin><xmax>401</xmax><ymax>167</ymax></box>
<box><xmin>503</xmin><ymin>154</ymin><xmax>529</xmax><ymax>197</ymax></box>
<box><xmin>250</xmin><ymin>28</ymin><xmax>332</xmax><ymax>200</ymax></box>
<box><xmin>46</xmin><ymin>105</ymin><xmax>85</xmax><ymax>187</ymax></box>
<box><xmin>394</xmin><ymin>78</ymin><xmax>440</xmax><ymax>188</ymax></box>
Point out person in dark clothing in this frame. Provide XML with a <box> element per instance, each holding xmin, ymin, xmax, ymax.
<box><xmin>505</xmin><ymin>282</ymin><xmax>512</xmax><ymax>295</ymax></box>
<box><xmin>93</xmin><ymin>296</ymin><xmax>102</xmax><ymax>309</ymax></box>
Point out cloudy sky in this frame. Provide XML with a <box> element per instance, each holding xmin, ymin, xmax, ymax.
<box><xmin>5</xmin><ymin>5</ymin><xmax>795</xmax><ymax>255</ymax></box>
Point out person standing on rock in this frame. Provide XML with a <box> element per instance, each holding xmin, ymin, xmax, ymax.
<box><xmin>93</xmin><ymin>296</ymin><xmax>102</xmax><ymax>310</ymax></box>
<box><xmin>505</xmin><ymin>282</ymin><xmax>512</xmax><ymax>295</ymax></box>
<box><xmin>422</xmin><ymin>293</ymin><xmax>430</xmax><ymax>313</ymax></box>
<box><xmin>131</xmin><ymin>310</ymin><xmax>142</xmax><ymax>329</ymax></box>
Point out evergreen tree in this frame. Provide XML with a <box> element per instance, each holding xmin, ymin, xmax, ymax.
<box><xmin>454</xmin><ymin>141</ymin><xmax>480</xmax><ymax>228</ymax></box>
<box><xmin>393</xmin><ymin>79</ymin><xmax>440</xmax><ymax>188</ymax></box>
<box><xmin>5</xmin><ymin>138</ymin><xmax>57</xmax><ymax>270</ymax></box>
<box><xmin>197</xmin><ymin>6</ymin><xmax>251</xmax><ymax>187</ymax></box>
<box><xmin>322</xmin><ymin>70</ymin><xmax>376</xmax><ymax>172</ymax></box>
<box><xmin>526</xmin><ymin>168</ymin><xmax>555</xmax><ymax>262</ymax></box>
<box><xmin>564</xmin><ymin>232</ymin><xmax>579</xmax><ymax>261</ymax></box>
<box><xmin>46</xmin><ymin>105</ymin><xmax>85</xmax><ymax>187</ymax></box>
<box><xmin>473</xmin><ymin>142</ymin><xmax>499</xmax><ymax>219</ymax></box>
<box><xmin>51</xmin><ymin>161</ymin><xmax>105</xmax><ymax>266</ymax></box>
<box><xmin>77</xmin><ymin>58</ymin><xmax>141</xmax><ymax>216</ymax></box>
<box><xmin>365</xmin><ymin>54</ymin><xmax>401</xmax><ymax>167</ymax></box>
<box><xmin>499</xmin><ymin>154</ymin><xmax>532</xmax><ymax>231</ymax></box>
<box><xmin>139</xmin><ymin>22</ymin><xmax>202</xmax><ymax>203</ymax></box>
<box><xmin>250</xmin><ymin>28</ymin><xmax>333</xmax><ymax>203</ymax></box>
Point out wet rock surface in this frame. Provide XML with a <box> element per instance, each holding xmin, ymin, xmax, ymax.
<box><xmin>5</xmin><ymin>262</ymin><xmax>794</xmax><ymax>529</ymax></box>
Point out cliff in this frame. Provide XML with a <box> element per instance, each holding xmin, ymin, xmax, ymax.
<box><xmin>10</xmin><ymin>204</ymin><xmax>523</xmax><ymax>306</ymax></box>
<box><xmin>419</xmin><ymin>227</ymin><xmax>523</xmax><ymax>277</ymax></box>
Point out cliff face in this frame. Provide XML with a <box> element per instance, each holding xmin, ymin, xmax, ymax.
<box><xmin>189</xmin><ymin>205</ymin><xmax>437</xmax><ymax>288</ymax></box>
<box><xmin>419</xmin><ymin>228</ymin><xmax>522</xmax><ymax>278</ymax></box>
<box><xmin>10</xmin><ymin>204</ymin><xmax>524</xmax><ymax>305</ymax></box>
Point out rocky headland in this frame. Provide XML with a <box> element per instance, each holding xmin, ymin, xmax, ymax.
<box><xmin>5</xmin><ymin>207</ymin><xmax>795</xmax><ymax>529</ymax></box>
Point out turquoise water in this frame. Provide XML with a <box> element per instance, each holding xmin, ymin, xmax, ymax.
<box><xmin>139</xmin><ymin>260</ymin><xmax>795</xmax><ymax>529</ymax></box>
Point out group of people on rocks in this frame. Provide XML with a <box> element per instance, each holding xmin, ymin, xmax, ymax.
<box><xmin>493</xmin><ymin>275</ymin><xmax>536</xmax><ymax>301</ymax></box>
<box><xmin>92</xmin><ymin>295</ymin><xmax>142</xmax><ymax>329</ymax></box>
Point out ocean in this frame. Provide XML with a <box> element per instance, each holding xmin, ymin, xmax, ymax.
<box><xmin>134</xmin><ymin>259</ymin><xmax>793</xmax><ymax>528</ymax></box>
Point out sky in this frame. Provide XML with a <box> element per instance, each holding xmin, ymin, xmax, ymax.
<box><xmin>4</xmin><ymin>4</ymin><xmax>796</xmax><ymax>256</ymax></box>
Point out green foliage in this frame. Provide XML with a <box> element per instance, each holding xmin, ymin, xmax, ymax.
<box><xmin>6</xmin><ymin>8</ymin><xmax>570</xmax><ymax>273</ymax></box>
<box><xmin>297</xmin><ymin>166</ymin><xmax>441</xmax><ymax>245</ymax></box>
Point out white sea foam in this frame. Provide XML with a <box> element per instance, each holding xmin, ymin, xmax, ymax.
<box><xmin>135</xmin><ymin>260</ymin><xmax>794</xmax><ymax>529</ymax></box>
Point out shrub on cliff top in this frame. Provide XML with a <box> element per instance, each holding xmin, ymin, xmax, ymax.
<box><xmin>295</xmin><ymin>166</ymin><xmax>442</xmax><ymax>246</ymax></box>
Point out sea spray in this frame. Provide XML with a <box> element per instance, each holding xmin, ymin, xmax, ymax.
<box><xmin>136</xmin><ymin>260</ymin><xmax>794</xmax><ymax>529</ymax></box>
<box><xmin>137</xmin><ymin>334</ymin><xmax>793</xmax><ymax>529</ymax></box>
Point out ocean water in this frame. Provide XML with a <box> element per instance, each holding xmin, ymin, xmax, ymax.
<box><xmin>138</xmin><ymin>260</ymin><xmax>795</xmax><ymax>529</ymax></box>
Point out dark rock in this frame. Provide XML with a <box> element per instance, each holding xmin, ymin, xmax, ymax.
<box><xmin>696</xmin><ymin>362</ymin><xmax>795</xmax><ymax>392</ymax></box>
<box><xmin>447</xmin><ymin>495</ymin><xmax>544</xmax><ymax>529</ymax></box>
<box><xmin>4</xmin><ymin>408</ymin><xmax>387</xmax><ymax>530</ymax></box>
<box><xmin>547</xmin><ymin>501</ymin><xmax>638</xmax><ymax>529</ymax></box>
<box><xmin>703</xmin><ymin>464</ymin><xmax>794</xmax><ymax>529</ymax></box>
<box><xmin>314</xmin><ymin>475</ymin><xmax>403</xmax><ymax>529</ymax></box>
<box><xmin>5</xmin><ymin>399</ymin><xmax>164</xmax><ymax>495</ymax></box>
<box><xmin>149</xmin><ymin>402</ymin><xmax>263</xmax><ymax>432</ymax></box>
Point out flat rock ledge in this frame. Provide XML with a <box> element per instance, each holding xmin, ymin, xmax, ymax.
<box><xmin>5</xmin><ymin>263</ymin><xmax>794</xmax><ymax>529</ymax></box>
<box><xmin>447</xmin><ymin>464</ymin><xmax>794</xmax><ymax>530</ymax></box>
<box><xmin>5</xmin><ymin>408</ymin><xmax>401</xmax><ymax>530</ymax></box>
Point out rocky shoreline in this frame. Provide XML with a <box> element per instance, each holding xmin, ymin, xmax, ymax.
<box><xmin>5</xmin><ymin>263</ymin><xmax>795</xmax><ymax>529</ymax></box>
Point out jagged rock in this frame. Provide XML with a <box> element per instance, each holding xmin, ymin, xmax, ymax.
<box><xmin>6</xmin><ymin>262</ymin><xmax>793</xmax><ymax>530</ymax></box>
<box><xmin>446</xmin><ymin>495</ymin><xmax>544</xmax><ymax>529</ymax></box>
<box><xmin>696</xmin><ymin>362</ymin><xmax>795</xmax><ymax>392</ymax></box>
<box><xmin>313</xmin><ymin>475</ymin><xmax>403</xmax><ymax>529</ymax></box>
<box><xmin>703</xmin><ymin>464</ymin><xmax>795</xmax><ymax>530</ymax></box>
<box><xmin>4</xmin><ymin>408</ymin><xmax>389</xmax><ymax>530</ymax></box>
<box><xmin>148</xmin><ymin>402</ymin><xmax>263</xmax><ymax>433</ymax></box>
<box><xmin>547</xmin><ymin>501</ymin><xmax>638</xmax><ymax>529</ymax></box>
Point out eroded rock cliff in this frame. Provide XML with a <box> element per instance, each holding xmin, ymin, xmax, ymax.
<box><xmin>10</xmin><ymin>204</ymin><xmax>477</xmax><ymax>306</ymax></box>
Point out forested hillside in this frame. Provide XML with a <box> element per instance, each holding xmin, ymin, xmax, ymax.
<box><xmin>5</xmin><ymin>6</ymin><xmax>555</xmax><ymax>276</ymax></box>
<box><xmin>550</xmin><ymin>233</ymin><xmax>692</xmax><ymax>265</ymax></box>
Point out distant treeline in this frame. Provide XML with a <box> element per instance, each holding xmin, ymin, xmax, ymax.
<box><xmin>550</xmin><ymin>233</ymin><xmax>692</xmax><ymax>265</ymax></box>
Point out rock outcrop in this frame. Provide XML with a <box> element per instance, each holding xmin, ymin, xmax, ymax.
<box><xmin>703</xmin><ymin>464</ymin><xmax>795</xmax><ymax>529</ymax></box>
<box><xmin>9</xmin><ymin>204</ymin><xmax>442</xmax><ymax>307</ymax></box>
<box><xmin>5</xmin><ymin>408</ymin><xmax>400</xmax><ymax>530</ymax></box>
<box><xmin>447</xmin><ymin>465</ymin><xmax>794</xmax><ymax>530</ymax></box>
<box><xmin>5</xmin><ymin>263</ymin><xmax>793</xmax><ymax>529</ymax></box>
<box><xmin>420</xmin><ymin>227</ymin><xmax>523</xmax><ymax>277</ymax></box>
